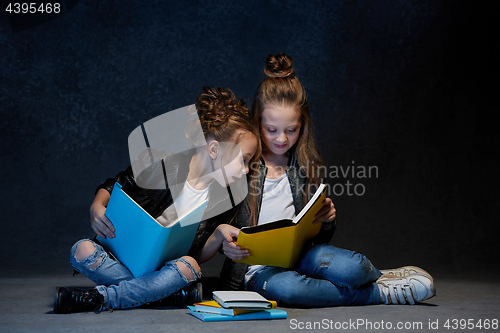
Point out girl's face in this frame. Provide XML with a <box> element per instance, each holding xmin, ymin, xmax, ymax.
<box><xmin>213</xmin><ymin>130</ymin><xmax>258</xmax><ymax>187</ymax></box>
<box><xmin>260</xmin><ymin>104</ymin><xmax>301</xmax><ymax>156</ymax></box>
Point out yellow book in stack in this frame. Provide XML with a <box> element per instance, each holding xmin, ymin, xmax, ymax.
<box><xmin>187</xmin><ymin>291</ymin><xmax>287</xmax><ymax>322</ymax></box>
<box><xmin>193</xmin><ymin>300</ymin><xmax>278</xmax><ymax>316</ymax></box>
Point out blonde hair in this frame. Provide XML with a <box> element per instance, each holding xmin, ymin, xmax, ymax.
<box><xmin>251</xmin><ymin>53</ymin><xmax>324</xmax><ymax>199</ymax></box>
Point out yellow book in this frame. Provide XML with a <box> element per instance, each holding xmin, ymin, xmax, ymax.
<box><xmin>235</xmin><ymin>184</ymin><xmax>327</xmax><ymax>268</ymax></box>
<box><xmin>193</xmin><ymin>300</ymin><xmax>278</xmax><ymax>316</ymax></box>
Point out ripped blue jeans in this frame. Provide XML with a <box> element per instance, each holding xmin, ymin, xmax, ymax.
<box><xmin>70</xmin><ymin>239</ymin><xmax>200</xmax><ymax>310</ymax></box>
<box><xmin>245</xmin><ymin>243</ymin><xmax>381</xmax><ymax>307</ymax></box>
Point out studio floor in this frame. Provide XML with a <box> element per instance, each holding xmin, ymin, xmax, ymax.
<box><xmin>1</xmin><ymin>255</ymin><xmax>499</xmax><ymax>333</ymax></box>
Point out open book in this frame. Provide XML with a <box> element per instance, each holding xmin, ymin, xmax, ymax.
<box><xmin>235</xmin><ymin>184</ymin><xmax>326</xmax><ymax>268</ymax></box>
<box><xmin>97</xmin><ymin>182</ymin><xmax>208</xmax><ymax>277</ymax></box>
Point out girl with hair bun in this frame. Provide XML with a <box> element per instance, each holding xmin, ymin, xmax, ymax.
<box><xmin>54</xmin><ymin>87</ymin><xmax>260</xmax><ymax>314</ymax></box>
<box><xmin>218</xmin><ymin>53</ymin><xmax>436</xmax><ymax>307</ymax></box>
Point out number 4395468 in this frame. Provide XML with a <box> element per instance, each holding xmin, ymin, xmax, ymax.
<box><xmin>444</xmin><ymin>319</ymin><xmax>498</xmax><ymax>330</ymax></box>
<box><xmin>5</xmin><ymin>3</ymin><xmax>61</xmax><ymax>14</ymax></box>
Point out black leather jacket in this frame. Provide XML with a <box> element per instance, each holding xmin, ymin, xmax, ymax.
<box><xmin>95</xmin><ymin>150</ymin><xmax>236</xmax><ymax>258</ymax></box>
<box><xmin>219</xmin><ymin>154</ymin><xmax>336</xmax><ymax>290</ymax></box>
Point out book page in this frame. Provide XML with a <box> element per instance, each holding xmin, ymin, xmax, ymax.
<box><xmin>156</xmin><ymin>204</ymin><xmax>179</xmax><ymax>227</ymax></box>
<box><xmin>156</xmin><ymin>199</ymin><xmax>208</xmax><ymax>228</ymax></box>
<box><xmin>292</xmin><ymin>184</ymin><xmax>326</xmax><ymax>224</ymax></box>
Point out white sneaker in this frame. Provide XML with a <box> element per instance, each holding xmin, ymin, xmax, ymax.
<box><xmin>377</xmin><ymin>273</ymin><xmax>436</xmax><ymax>305</ymax></box>
<box><xmin>379</xmin><ymin>266</ymin><xmax>433</xmax><ymax>280</ymax></box>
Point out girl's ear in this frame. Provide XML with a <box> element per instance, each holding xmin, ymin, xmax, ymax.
<box><xmin>207</xmin><ymin>140</ymin><xmax>220</xmax><ymax>160</ymax></box>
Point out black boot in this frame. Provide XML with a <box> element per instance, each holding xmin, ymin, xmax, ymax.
<box><xmin>53</xmin><ymin>287</ymin><xmax>105</xmax><ymax>314</ymax></box>
<box><xmin>145</xmin><ymin>282</ymin><xmax>202</xmax><ymax>308</ymax></box>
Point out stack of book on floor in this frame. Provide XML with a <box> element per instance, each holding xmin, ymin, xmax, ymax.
<box><xmin>187</xmin><ymin>291</ymin><xmax>287</xmax><ymax>322</ymax></box>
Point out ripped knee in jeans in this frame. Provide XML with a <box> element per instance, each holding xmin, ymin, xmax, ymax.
<box><xmin>175</xmin><ymin>256</ymin><xmax>201</xmax><ymax>283</ymax></box>
<box><xmin>318</xmin><ymin>253</ymin><xmax>335</xmax><ymax>268</ymax></box>
<box><xmin>73</xmin><ymin>240</ymin><xmax>103</xmax><ymax>270</ymax></box>
<box><xmin>360</xmin><ymin>257</ymin><xmax>373</xmax><ymax>273</ymax></box>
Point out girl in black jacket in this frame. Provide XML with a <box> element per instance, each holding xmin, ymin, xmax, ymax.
<box><xmin>54</xmin><ymin>87</ymin><xmax>260</xmax><ymax>314</ymax></box>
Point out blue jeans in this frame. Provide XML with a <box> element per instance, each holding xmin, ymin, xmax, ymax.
<box><xmin>70</xmin><ymin>239</ymin><xmax>200</xmax><ymax>309</ymax></box>
<box><xmin>245</xmin><ymin>243</ymin><xmax>381</xmax><ymax>307</ymax></box>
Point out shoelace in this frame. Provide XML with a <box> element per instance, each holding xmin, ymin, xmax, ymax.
<box><xmin>383</xmin><ymin>282</ymin><xmax>415</xmax><ymax>305</ymax></box>
<box><xmin>70</xmin><ymin>290</ymin><xmax>106</xmax><ymax>313</ymax></box>
<box><xmin>94</xmin><ymin>304</ymin><xmax>111</xmax><ymax>314</ymax></box>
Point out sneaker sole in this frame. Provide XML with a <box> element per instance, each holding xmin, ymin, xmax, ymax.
<box><xmin>53</xmin><ymin>287</ymin><xmax>64</xmax><ymax>314</ymax></box>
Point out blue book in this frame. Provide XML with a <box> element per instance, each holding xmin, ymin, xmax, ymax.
<box><xmin>97</xmin><ymin>182</ymin><xmax>208</xmax><ymax>277</ymax></box>
<box><xmin>187</xmin><ymin>306</ymin><xmax>287</xmax><ymax>322</ymax></box>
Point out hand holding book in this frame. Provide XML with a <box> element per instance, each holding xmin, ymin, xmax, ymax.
<box><xmin>235</xmin><ymin>184</ymin><xmax>327</xmax><ymax>268</ymax></box>
<box><xmin>198</xmin><ymin>223</ymin><xmax>250</xmax><ymax>263</ymax></box>
<box><xmin>201</xmin><ymin>185</ymin><xmax>328</xmax><ymax>268</ymax></box>
<box><xmin>312</xmin><ymin>196</ymin><xmax>336</xmax><ymax>224</ymax></box>
<box><xmin>90</xmin><ymin>188</ymin><xmax>115</xmax><ymax>239</ymax></box>
<box><xmin>97</xmin><ymin>182</ymin><xmax>208</xmax><ymax>277</ymax></box>
<box><xmin>219</xmin><ymin>225</ymin><xmax>250</xmax><ymax>261</ymax></box>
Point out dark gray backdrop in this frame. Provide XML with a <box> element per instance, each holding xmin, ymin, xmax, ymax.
<box><xmin>1</xmin><ymin>0</ymin><xmax>497</xmax><ymax>275</ymax></box>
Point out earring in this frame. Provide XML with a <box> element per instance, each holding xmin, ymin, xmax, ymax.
<box><xmin>210</xmin><ymin>156</ymin><xmax>215</xmax><ymax>172</ymax></box>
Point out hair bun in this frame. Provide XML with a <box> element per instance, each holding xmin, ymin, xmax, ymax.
<box><xmin>195</xmin><ymin>87</ymin><xmax>248</xmax><ymax>132</ymax></box>
<box><xmin>264</xmin><ymin>53</ymin><xmax>295</xmax><ymax>79</ymax></box>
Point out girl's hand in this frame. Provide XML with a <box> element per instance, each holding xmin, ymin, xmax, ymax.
<box><xmin>216</xmin><ymin>224</ymin><xmax>250</xmax><ymax>260</ymax></box>
<box><xmin>313</xmin><ymin>198</ymin><xmax>336</xmax><ymax>225</ymax></box>
<box><xmin>90</xmin><ymin>202</ymin><xmax>115</xmax><ymax>239</ymax></box>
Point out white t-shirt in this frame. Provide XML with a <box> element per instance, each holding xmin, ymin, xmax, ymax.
<box><xmin>156</xmin><ymin>180</ymin><xmax>209</xmax><ymax>227</ymax></box>
<box><xmin>258</xmin><ymin>173</ymin><xmax>295</xmax><ymax>225</ymax></box>
<box><xmin>245</xmin><ymin>173</ymin><xmax>295</xmax><ymax>282</ymax></box>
